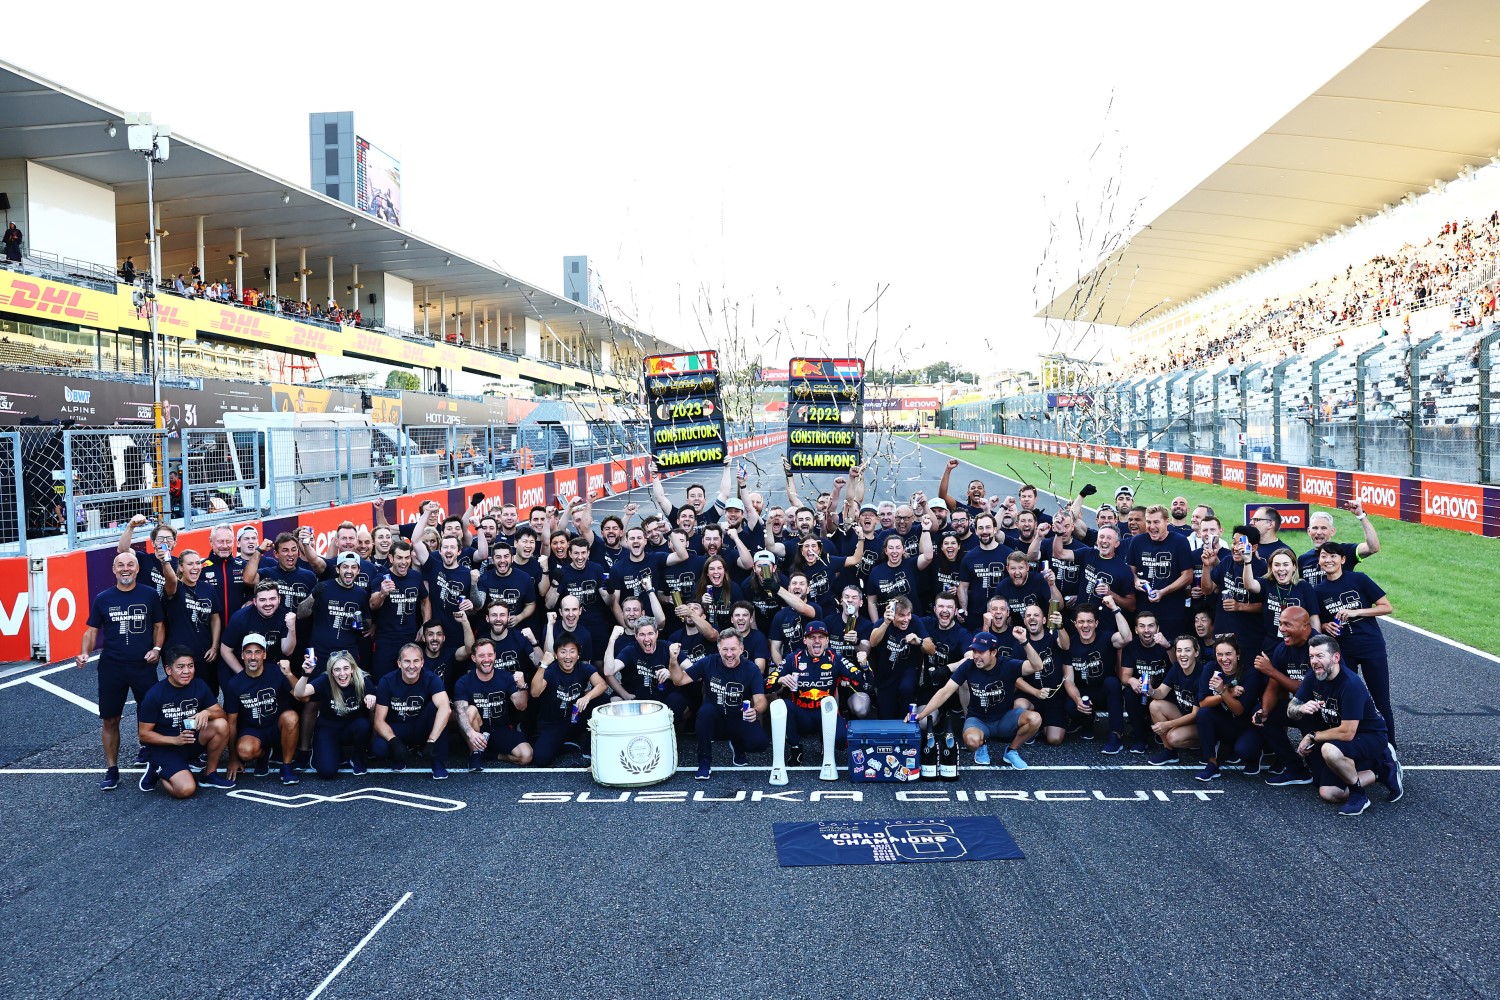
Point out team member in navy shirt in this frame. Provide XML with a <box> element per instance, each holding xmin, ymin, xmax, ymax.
<box><xmin>916</xmin><ymin>629</ymin><xmax>1042</xmax><ymax>769</ymax></box>
<box><xmin>370</xmin><ymin>540</ymin><xmax>425</xmax><ymax>679</ymax></box>
<box><xmin>416</xmin><ymin>534</ymin><xmax>476</xmax><ymax>660</ymax></box>
<box><xmin>256</xmin><ymin>532</ymin><xmax>318</xmax><ymax>617</ymax></box>
<box><xmin>1128</xmin><ymin>506</ymin><xmax>1195</xmax><ymax>642</ymax></box>
<box><xmin>864</xmin><ymin>532</ymin><xmax>932</xmax><ymax>620</ymax></box>
<box><xmin>1299</xmin><ymin>501</ymin><xmax>1381</xmax><ymax>587</ymax></box>
<box><xmin>1120</xmin><ymin>609</ymin><xmax>1173</xmax><ymax>754</ymax></box>
<box><xmin>116</xmin><ymin>514</ymin><xmax>176</xmax><ymax>600</ymax></box>
<box><xmin>1256</xmin><ymin>607</ymin><xmax>1318</xmax><ymax>785</ymax></box>
<box><xmin>373</xmin><ymin>643</ymin><xmax>453</xmax><ymax>779</ymax></box>
<box><xmin>1050</xmin><ymin>523</ymin><xmax>1136</xmax><ymax>616</ymax></box>
<box><xmin>1202</xmin><ymin>526</ymin><xmax>1267</xmax><ymax>653</ymax></box>
<box><xmin>868</xmin><ymin>597</ymin><xmax>935</xmax><ymax>720</ymax></box>
<box><xmin>1289</xmin><ymin>634</ymin><xmax>1401</xmax><ymax>816</ymax></box>
<box><xmin>453</xmin><ymin>637</ymin><xmax>532</xmax><ymax>770</ymax></box>
<box><xmin>136</xmin><ymin>647</ymin><xmax>231</xmax><ymax>797</ymax></box>
<box><xmin>222</xmin><ymin>634</ymin><xmax>301</xmax><ymax>785</ymax></box>
<box><xmin>957</xmin><ymin>513</ymin><xmax>1014</xmax><ymax>629</ymax></box>
<box><xmin>474</xmin><ymin>541</ymin><xmax>539</xmax><ymax>626</ymax></box>
<box><xmin>548</xmin><ymin>536</ymin><xmax>612</xmax><ymax>663</ymax></box>
<box><xmin>161</xmin><ymin>548</ymin><xmax>223</xmax><ymax>695</ymax></box>
<box><xmin>671</xmin><ymin>630</ymin><xmax>768</xmax><ymax>779</ymax></box>
<box><xmin>1193</xmin><ymin>636</ymin><xmax>1265</xmax><ymax>782</ymax></box>
<box><xmin>1312</xmin><ymin>542</ymin><xmax>1397</xmax><ymax>745</ymax></box>
<box><xmin>78</xmin><ymin>550</ymin><xmax>166</xmax><ymax>790</ymax></box>
<box><xmin>1146</xmin><ymin>636</ymin><xmax>1205</xmax><ymax>765</ymax></box>
<box><xmin>1058</xmin><ymin>597</ymin><xmax>1132</xmax><ymax>748</ymax></box>
<box><xmin>220</xmin><ymin>581</ymin><xmax>298</xmax><ymax>676</ymax></box>
<box><xmin>1246</xmin><ymin>548</ymin><xmax>1320</xmax><ymax>653</ymax></box>
<box><xmin>920</xmin><ymin>593</ymin><xmax>972</xmax><ymax>723</ymax></box>
<box><xmin>298</xmin><ymin>552</ymin><xmax>372</xmax><ymax>665</ymax></box>
<box><xmin>293</xmin><ymin>650</ymin><xmax>375</xmax><ymax>779</ymax></box>
<box><xmin>529</xmin><ymin>636</ymin><xmax>606</xmax><ymax>766</ymax></box>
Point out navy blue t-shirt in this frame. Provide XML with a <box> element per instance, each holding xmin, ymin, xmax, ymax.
<box><xmin>138</xmin><ymin>676</ymin><xmax>214</xmax><ymax>738</ymax></box>
<box><xmin>474</xmin><ymin>566</ymin><xmax>538</xmax><ymax>618</ymax></box>
<box><xmin>222</xmin><ymin>604</ymin><xmax>289</xmax><ymax>662</ymax></box>
<box><xmin>1298</xmin><ymin>543</ymin><xmax>1360</xmax><ymax>588</ymax></box>
<box><xmin>742</xmin><ymin>573</ymin><xmax>789</xmax><ymax>632</ymax></box>
<box><xmin>88</xmin><ymin>585</ymin><xmax>164</xmax><ymax>670</ymax></box>
<box><xmin>870</xmin><ymin>617</ymin><xmax>930</xmax><ymax>686</ymax></box>
<box><xmin>1064</xmin><ymin>631</ymin><xmax>1114</xmax><ymax>687</ymax></box>
<box><xmin>1259</xmin><ymin>579</ymin><xmax>1319</xmax><ymax>650</ymax></box>
<box><xmin>1122</xmin><ymin>637</ymin><xmax>1172</xmax><ymax>689</ymax></box>
<box><xmin>376</xmin><ymin>668</ymin><xmax>446</xmax><ymax>726</ymax></box>
<box><xmin>453</xmin><ymin>669</ymin><xmax>520</xmax><ymax>727</ymax></box>
<box><xmin>372</xmin><ymin>568</ymin><xmax>425</xmax><ymax>643</ymax></box>
<box><xmin>555</xmin><ymin>560</ymin><xmax>612</xmax><ymax>631</ymax></box>
<box><xmin>256</xmin><ymin>560</ymin><xmax>317</xmax><ymax>616</ymax></box>
<box><xmin>864</xmin><ymin>559</ymin><xmax>922</xmax><ymax>616</ymax></box>
<box><xmin>920</xmin><ymin>618</ymin><xmax>972</xmax><ymax>697</ymax></box>
<box><xmin>993</xmin><ymin>573</ymin><xmax>1050</xmax><ymax>619</ymax></box>
<box><xmin>1314</xmin><ymin>571</ymin><xmax>1388</xmax><ymax>656</ymax></box>
<box><xmin>684</xmin><ymin>653</ymin><xmax>766</xmax><ymax>709</ymax></box>
<box><xmin>769</xmin><ymin>607</ymin><xmax>809</xmax><ymax>655</ymax></box>
<box><xmin>422</xmin><ymin>560</ymin><xmax>473</xmax><ymax>635</ymax></box>
<box><xmin>1164</xmin><ymin>662</ymin><xmax>1202</xmax><ymax>714</ymax></box>
<box><xmin>306</xmin><ymin>579</ymin><xmax>371</xmax><ymax>655</ymax></box>
<box><xmin>222</xmin><ymin>667</ymin><xmax>291</xmax><ymax>729</ymax></box>
<box><xmin>488</xmin><ymin>629</ymin><xmax>534</xmax><ymax>678</ymax></box>
<box><xmin>959</xmin><ymin>544</ymin><xmax>1015</xmax><ymax>627</ymax></box>
<box><xmin>1211</xmin><ymin>556</ymin><xmax>1267</xmax><ymax>651</ymax></box>
<box><xmin>163</xmin><ymin>577</ymin><xmax>221</xmax><ymax>657</ymax></box>
<box><xmin>951</xmin><ymin>656</ymin><xmax>1025</xmax><ymax>720</ymax></box>
<box><xmin>1075</xmin><ymin>546</ymin><xmax>1135</xmax><ymax>604</ymax></box>
<box><xmin>1127</xmin><ymin>532</ymin><xmax>1193</xmax><ymax>632</ymax></box>
<box><xmin>608</xmin><ymin>554</ymin><xmax>666</xmax><ymax>608</ymax></box>
<box><xmin>620</xmin><ymin>641</ymin><xmax>671</xmax><ymax>699</ymax></box>
<box><xmin>310</xmin><ymin>670</ymin><xmax>373</xmax><ymax>719</ymax></box>
<box><xmin>1294</xmin><ymin>665</ymin><xmax>1387</xmax><ymax>737</ymax></box>
<box><xmin>535</xmin><ymin>662</ymin><xmax>600</xmax><ymax>724</ymax></box>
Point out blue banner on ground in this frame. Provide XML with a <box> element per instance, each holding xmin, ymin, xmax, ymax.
<box><xmin>773</xmin><ymin>817</ymin><xmax>1024</xmax><ymax>867</ymax></box>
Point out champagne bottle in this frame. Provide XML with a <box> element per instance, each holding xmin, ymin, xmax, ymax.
<box><xmin>920</xmin><ymin>725</ymin><xmax>938</xmax><ymax>780</ymax></box>
<box><xmin>939</xmin><ymin>729</ymin><xmax>959</xmax><ymax>781</ymax></box>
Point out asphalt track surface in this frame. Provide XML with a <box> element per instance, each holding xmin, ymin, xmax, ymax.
<box><xmin>2</xmin><ymin>438</ymin><xmax>1498</xmax><ymax>999</ymax></box>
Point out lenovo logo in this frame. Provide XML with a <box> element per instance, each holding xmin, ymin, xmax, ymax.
<box><xmin>1302</xmin><ymin>477</ymin><xmax>1336</xmax><ymax>500</ymax></box>
<box><xmin>519</xmin><ymin>486</ymin><xmax>545</xmax><ymax>508</ymax></box>
<box><xmin>1167</xmin><ymin>458</ymin><xmax>1184</xmax><ymax>474</ymax></box>
<box><xmin>1222</xmin><ymin>466</ymin><xmax>1246</xmax><ymax>485</ymax></box>
<box><xmin>1259</xmin><ymin>471</ymin><xmax>1286</xmax><ymax>490</ymax></box>
<box><xmin>1192</xmin><ymin>461</ymin><xmax>1214</xmax><ymax>479</ymax></box>
<box><xmin>1423</xmin><ymin>488</ymin><xmax>1479</xmax><ymax>523</ymax></box>
<box><xmin>1358</xmin><ymin>484</ymin><xmax>1397</xmax><ymax>508</ymax></box>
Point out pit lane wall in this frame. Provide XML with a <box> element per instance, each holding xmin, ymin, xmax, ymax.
<box><xmin>0</xmin><ymin>431</ymin><xmax>786</xmax><ymax>662</ymax></box>
<box><xmin>930</xmin><ymin>430</ymin><xmax>1499</xmax><ymax>538</ymax></box>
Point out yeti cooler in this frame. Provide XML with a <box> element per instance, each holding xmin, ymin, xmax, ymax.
<box><xmin>847</xmin><ymin>720</ymin><xmax>920</xmax><ymax>783</ymax></box>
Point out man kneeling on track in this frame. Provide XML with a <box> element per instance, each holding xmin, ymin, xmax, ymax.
<box><xmin>453</xmin><ymin>637</ymin><xmax>533</xmax><ymax>770</ymax></box>
<box><xmin>670</xmin><ymin>629</ymin><xmax>768</xmax><ymax>780</ymax></box>
<box><xmin>137</xmin><ymin>647</ymin><xmax>231</xmax><ymax>797</ymax></box>
<box><xmin>915</xmin><ymin>629</ymin><xmax>1042</xmax><ymax>770</ymax></box>
<box><xmin>1288</xmin><ymin>635</ymin><xmax>1402</xmax><ymax>817</ymax></box>
<box><xmin>766</xmin><ymin>620</ymin><xmax>869</xmax><ymax>763</ymax></box>
<box><xmin>373</xmin><ymin>642</ymin><xmax>453</xmax><ymax>780</ymax></box>
<box><xmin>222</xmin><ymin>634</ymin><xmax>303</xmax><ymax>786</ymax></box>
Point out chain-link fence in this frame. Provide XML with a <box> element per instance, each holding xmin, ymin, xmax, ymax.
<box><xmin>0</xmin><ymin>432</ymin><xmax>26</xmax><ymax>554</ymax></box>
<box><xmin>64</xmin><ymin>427</ymin><xmax>170</xmax><ymax>546</ymax></box>
<box><xmin>942</xmin><ymin>322</ymin><xmax>1500</xmax><ymax>484</ymax></box>
<box><xmin>180</xmin><ymin>428</ymin><xmax>262</xmax><ymax>526</ymax></box>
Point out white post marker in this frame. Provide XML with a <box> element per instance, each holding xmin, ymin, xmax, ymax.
<box><xmin>819</xmin><ymin>696</ymin><xmax>839</xmax><ymax>781</ymax></box>
<box><xmin>768</xmin><ymin>699</ymin><xmax>789</xmax><ymax>786</ymax></box>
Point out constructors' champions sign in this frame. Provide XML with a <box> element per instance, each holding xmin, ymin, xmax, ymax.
<box><xmin>644</xmin><ymin>351</ymin><xmax>727</xmax><ymax>471</ymax></box>
<box><xmin>786</xmin><ymin>357</ymin><xmax>864</xmax><ymax>472</ymax></box>
<box><xmin>773</xmin><ymin>816</ymin><xmax>1024</xmax><ymax>867</ymax></box>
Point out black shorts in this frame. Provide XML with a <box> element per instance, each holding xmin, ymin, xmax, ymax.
<box><xmin>146</xmin><ymin>744</ymin><xmax>195</xmax><ymax>780</ymax></box>
<box><xmin>481</xmin><ymin>726</ymin><xmax>528</xmax><ymax>758</ymax></box>
<box><xmin>98</xmin><ymin>662</ymin><xmax>158</xmax><ymax>719</ymax></box>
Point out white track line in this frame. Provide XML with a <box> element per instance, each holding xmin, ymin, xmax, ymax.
<box><xmin>306</xmin><ymin>891</ymin><xmax>413</xmax><ymax>1000</ymax></box>
<box><xmin>27</xmin><ymin>675</ymin><xmax>99</xmax><ymax>714</ymax></box>
<box><xmin>0</xmin><ymin>661</ymin><xmax>80</xmax><ymax>690</ymax></box>
<box><xmin>2</xmin><ymin>764</ymin><xmax>1497</xmax><ymax>775</ymax></box>
<box><xmin>910</xmin><ymin>437</ymin><xmax>1500</xmax><ymax>666</ymax></box>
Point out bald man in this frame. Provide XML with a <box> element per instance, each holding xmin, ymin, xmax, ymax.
<box><xmin>1255</xmin><ymin>606</ymin><xmax>1316</xmax><ymax>786</ymax></box>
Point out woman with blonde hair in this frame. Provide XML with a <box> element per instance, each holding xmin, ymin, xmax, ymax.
<box><xmin>294</xmin><ymin>650</ymin><xmax>375</xmax><ymax>778</ymax></box>
<box><xmin>1245</xmin><ymin>548</ymin><xmax>1320</xmax><ymax>654</ymax></box>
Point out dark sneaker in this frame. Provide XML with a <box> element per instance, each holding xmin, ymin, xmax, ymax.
<box><xmin>200</xmin><ymin>773</ymin><xmax>236</xmax><ymax>790</ymax></box>
<box><xmin>973</xmin><ymin>744</ymin><xmax>991</xmax><ymax>765</ymax></box>
<box><xmin>695</xmin><ymin>760</ymin><xmax>712</xmax><ymax>780</ymax></box>
<box><xmin>1384</xmin><ymin>748</ymin><xmax>1404</xmax><ymax>802</ymax></box>
<box><xmin>468</xmin><ymin>752</ymin><xmax>484</xmax><ymax>773</ymax></box>
<box><xmin>1338</xmin><ymin>789</ymin><xmax>1371</xmax><ymax>816</ymax></box>
<box><xmin>293</xmin><ymin>749</ymin><xmax>312</xmax><ymax>771</ymax></box>
<box><xmin>1129</xmin><ymin>741</ymin><xmax>1147</xmax><ymax>754</ymax></box>
<box><xmin>1148</xmin><ymin>749</ymin><xmax>1179</xmax><ymax>766</ymax></box>
<box><xmin>279</xmin><ymin>764</ymin><xmax>299</xmax><ymax>786</ymax></box>
<box><xmin>138</xmin><ymin>763</ymin><xmax>159</xmax><ymax>793</ymax></box>
<box><xmin>1242</xmin><ymin>753</ymin><xmax>1264</xmax><ymax>777</ymax></box>
<box><xmin>1265</xmin><ymin>769</ymin><xmax>1313</xmax><ymax>786</ymax></box>
<box><xmin>133</xmin><ymin>747</ymin><xmax>149</xmax><ymax>766</ymax></box>
<box><xmin>252</xmin><ymin>756</ymin><xmax>270</xmax><ymax>778</ymax></box>
<box><xmin>99</xmin><ymin>767</ymin><xmax>120</xmax><ymax>791</ymax></box>
<box><xmin>431</xmin><ymin>761</ymin><xmax>448</xmax><ymax>781</ymax></box>
<box><xmin>1102</xmin><ymin>733</ymin><xmax>1124</xmax><ymax>755</ymax></box>
<box><xmin>787</xmin><ymin>745</ymin><xmax>803</xmax><ymax>767</ymax></box>
<box><xmin>1078</xmin><ymin>727</ymin><xmax>1095</xmax><ymax>741</ymax></box>
<box><xmin>1195</xmin><ymin>762</ymin><xmax>1221</xmax><ymax>782</ymax></box>
<box><xmin>1222</xmin><ymin>756</ymin><xmax>1244</xmax><ymax>768</ymax></box>
<box><xmin>350</xmin><ymin>758</ymin><xmax>368</xmax><ymax>776</ymax></box>
<box><xmin>731</xmin><ymin>748</ymin><xmax>748</xmax><ymax>767</ymax></box>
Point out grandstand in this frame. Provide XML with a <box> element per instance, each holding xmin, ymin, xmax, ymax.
<box><xmin>953</xmin><ymin>0</ymin><xmax>1500</xmax><ymax>491</ymax></box>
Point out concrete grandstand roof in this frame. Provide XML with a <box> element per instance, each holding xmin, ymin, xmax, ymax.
<box><xmin>0</xmin><ymin>58</ymin><xmax>679</xmax><ymax>374</ymax></box>
<box><xmin>1039</xmin><ymin>0</ymin><xmax>1500</xmax><ymax>328</ymax></box>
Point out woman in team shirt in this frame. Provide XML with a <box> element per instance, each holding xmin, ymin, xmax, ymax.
<box><xmin>1245</xmin><ymin>549</ymin><xmax>1320</xmax><ymax>654</ymax></box>
<box><xmin>1192</xmin><ymin>637</ymin><xmax>1265</xmax><ymax>781</ymax></box>
<box><xmin>1146</xmin><ymin>636</ymin><xmax>1204</xmax><ymax>764</ymax></box>
<box><xmin>693</xmin><ymin>555</ymin><xmax>742</xmax><ymax>634</ymax></box>
<box><xmin>929</xmin><ymin>532</ymin><xmax>966</xmax><ymax>603</ymax></box>
<box><xmin>294</xmin><ymin>650</ymin><xmax>375</xmax><ymax>778</ymax></box>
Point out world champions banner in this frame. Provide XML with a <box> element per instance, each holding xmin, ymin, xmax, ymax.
<box><xmin>786</xmin><ymin>357</ymin><xmax>864</xmax><ymax>472</ymax></box>
<box><xmin>644</xmin><ymin>351</ymin><xmax>727</xmax><ymax>471</ymax></box>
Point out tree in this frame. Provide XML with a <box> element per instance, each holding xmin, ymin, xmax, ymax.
<box><xmin>385</xmin><ymin>370</ymin><xmax>420</xmax><ymax>391</ymax></box>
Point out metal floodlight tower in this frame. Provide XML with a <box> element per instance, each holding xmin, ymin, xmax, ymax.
<box><xmin>126</xmin><ymin>113</ymin><xmax>171</xmax><ymax>415</ymax></box>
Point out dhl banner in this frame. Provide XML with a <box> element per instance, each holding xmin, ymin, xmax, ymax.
<box><xmin>0</xmin><ymin>272</ymin><xmax>133</xmax><ymax>332</ymax></box>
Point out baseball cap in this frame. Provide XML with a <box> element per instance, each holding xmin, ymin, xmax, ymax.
<box><xmin>236</xmin><ymin>525</ymin><xmax>259</xmax><ymax>539</ymax></box>
<box><xmin>804</xmin><ymin>620</ymin><xmax>829</xmax><ymax>636</ymax></box>
<box><xmin>753</xmin><ymin>549</ymin><xmax>776</xmax><ymax>566</ymax></box>
<box><xmin>240</xmin><ymin>633</ymin><xmax>267</xmax><ymax>650</ymax></box>
<box><xmin>969</xmin><ymin>632</ymin><xmax>1000</xmax><ymax>652</ymax></box>
<box><xmin>1115</xmin><ymin>484</ymin><xmax>1135</xmax><ymax>498</ymax></box>
<box><xmin>336</xmin><ymin>552</ymin><xmax>360</xmax><ymax>566</ymax></box>
<box><xmin>1096</xmin><ymin>502</ymin><xmax>1116</xmax><ymax>514</ymax></box>
<box><xmin>724</xmin><ymin>497</ymin><xmax>745</xmax><ymax>511</ymax></box>
<box><xmin>927</xmin><ymin>498</ymin><xmax>947</xmax><ymax>511</ymax></box>
<box><xmin>859</xmin><ymin>503</ymin><xmax>878</xmax><ymax>514</ymax></box>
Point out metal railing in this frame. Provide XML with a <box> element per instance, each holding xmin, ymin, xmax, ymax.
<box><xmin>0</xmin><ymin>432</ymin><xmax>26</xmax><ymax>555</ymax></box>
<box><xmin>941</xmin><ymin>322</ymin><xmax>1500</xmax><ymax>483</ymax></box>
<box><xmin>180</xmin><ymin>428</ymin><xmax>261</xmax><ymax>527</ymax></box>
<box><xmin>64</xmin><ymin>428</ymin><xmax>171</xmax><ymax>547</ymax></box>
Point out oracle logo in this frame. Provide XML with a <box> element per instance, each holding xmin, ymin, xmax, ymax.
<box><xmin>1192</xmin><ymin>461</ymin><xmax>1214</xmax><ymax>479</ymax></box>
<box><xmin>1302</xmin><ymin>476</ymin><xmax>1336</xmax><ymax>500</ymax></box>
<box><xmin>1423</xmin><ymin>488</ymin><xmax>1480</xmax><ymax>523</ymax></box>
<box><xmin>1357</xmin><ymin>484</ymin><xmax>1397</xmax><ymax>509</ymax></box>
<box><xmin>1259</xmin><ymin>471</ymin><xmax>1286</xmax><ymax>489</ymax></box>
<box><xmin>1222</xmin><ymin>466</ymin><xmax>1246</xmax><ymax>485</ymax></box>
<box><xmin>1167</xmin><ymin>458</ymin><xmax>1184</xmax><ymax>474</ymax></box>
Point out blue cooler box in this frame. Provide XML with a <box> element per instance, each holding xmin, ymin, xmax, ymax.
<box><xmin>847</xmin><ymin>720</ymin><xmax>920</xmax><ymax>783</ymax></box>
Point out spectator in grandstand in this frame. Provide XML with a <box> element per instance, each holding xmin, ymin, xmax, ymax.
<box><xmin>3</xmin><ymin>222</ymin><xmax>22</xmax><ymax>263</ymax></box>
<box><xmin>120</xmin><ymin>256</ymin><xmax>136</xmax><ymax>284</ymax></box>
<box><xmin>78</xmin><ymin>550</ymin><xmax>165</xmax><ymax>790</ymax></box>
<box><xmin>452</xmin><ymin>637</ymin><xmax>532</xmax><ymax>769</ymax></box>
<box><xmin>1299</xmin><ymin>500</ymin><xmax>1380</xmax><ymax>588</ymax></box>
<box><xmin>293</xmin><ymin>649</ymin><xmax>374</xmax><ymax>778</ymax></box>
<box><xmin>1288</xmin><ymin>635</ymin><xmax>1401</xmax><ymax>816</ymax></box>
<box><xmin>669</xmin><ymin>630</ymin><xmax>768</xmax><ymax>780</ymax></box>
<box><xmin>1311</xmin><ymin>541</ymin><xmax>1397</xmax><ymax>745</ymax></box>
<box><xmin>136</xmin><ymin>647</ymin><xmax>231</xmax><ymax>797</ymax></box>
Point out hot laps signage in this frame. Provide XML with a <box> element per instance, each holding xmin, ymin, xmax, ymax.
<box><xmin>643</xmin><ymin>351</ymin><xmax>727</xmax><ymax>472</ymax></box>
<box><xmin>786</xmin><ymin>357</ymin><xmax>865</xmax><ymax>473</ymax></box>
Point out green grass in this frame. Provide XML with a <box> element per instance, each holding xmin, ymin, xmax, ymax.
<box><xmin>912</xmin><ymin>435</ymin><xmax>1500</xmax><ymax>656</ymax></box>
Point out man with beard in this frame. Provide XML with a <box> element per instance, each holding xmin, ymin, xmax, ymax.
<box><xmin>256</xmin><ymin>532</ymin><xmax>317</xmax><ymax>618</ymax></box>
<box><xmin>1167</xmin><ymin>496</ymin><xmax>1194</xmax><ymax>538</ymax></box>
<box><xmin>957</xmin><ymin>513</ymin><xmax>1014</xmax><ymax>630</ymax></box>
<box><xmin>474</xmin><ymin>540</ymin><xmax>539</xmax><ymax>626</ymax></box>
<box><xmin>297</xmin><ymin>552</ymin><xmax>372</xmax><ymax>666</ymax></box>
<box><xmin>220</xmin><ymin>581</ymin><xmax>298</xmax><ymax>677</ymax></box>
<box><xmin>937</xmin><ymin>458</ymin><xmax>988</xmax><ymax>517</ymax></box>
<box><xmin>915</xmin><ymin>630</ymin><xmax>1043</xmax><ymax>769</ymax></box>
<box><xmin>767</xmin><ymin>621</ymin><xmax>869</xmax><ymax>761</ymax></box>
<box><xmin>1256</xmin><ymin>606</ymin><xmax>1317</xmax><ymax>786</ymax></box>
<box><xmin>371</xmin><ymin>541</ymin><xmax>426</xmax><ymax>680</ymax></box>
<box><xmin>453</xmin><ymin>637</ymin><xmax>533</xmax><ymax>770</ymax></box>
<box><xmin>1288</xmin><ymin>635</ymin><xmax>1401</xmax><ymax>816</ymax></box>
